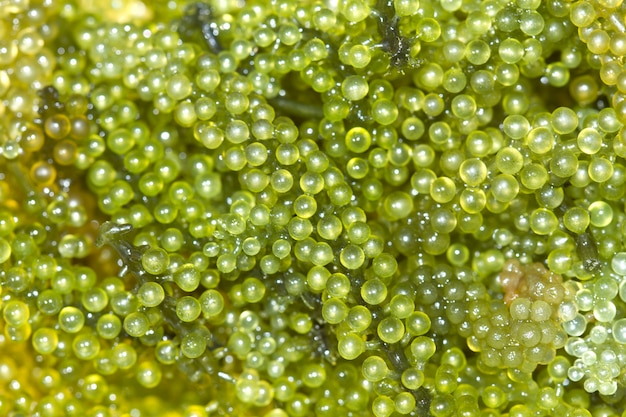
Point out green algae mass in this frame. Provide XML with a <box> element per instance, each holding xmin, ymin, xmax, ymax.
<box><xmin>3</xmin><ymin>0</ymin><xmax>626</xmax><ymax>416</ymax></box>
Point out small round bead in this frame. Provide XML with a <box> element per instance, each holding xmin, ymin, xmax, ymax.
<box><xmin>123</xmin><ymin>312</ymin><xmax>150</xmax><ymax>337</ymax></box>
<box><xmin>181</xmin><ymin>332</ymin><xmax>207</xmax><ymax>359</ymax></box>
<box><xmin>32</xmin><ymin>327</ymin><xmax>59</xmax><ymax>354</ymax></box>
<box><xmin>97</xmin><ymin>314</ymin><xmax>122</xmax><ymax>339</ymax></box>
<box><xmin>3</xmin><ymin>300</ymin><xmax>30</xmax><ymax>327</ymax></box>
<box><xmin>136</xmin><ymin>361</ymin><xmax>162</xmax><ymax>388</ymax></box>
<box><xmin>58</xmin><ymin>306</ymin><xmax>85</xmax><ymax>333</ymax></box>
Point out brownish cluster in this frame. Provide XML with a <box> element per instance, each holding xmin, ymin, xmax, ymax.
<box><xmin>499</xmin><ymin>259</ymin><xmax>567</xmax><ymax>307</ymax></box>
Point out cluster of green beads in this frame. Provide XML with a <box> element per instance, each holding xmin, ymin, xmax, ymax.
<box><xmin>3</xmin><ymin>0</ymin><xmax>626</xmax><ymax>416</ymax></box>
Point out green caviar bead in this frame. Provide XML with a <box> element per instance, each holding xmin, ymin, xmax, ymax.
<box><xmin>451</xmin><ymin>94</ymin><xmax>476</xmax><ymax>119</ymax></box>
<box><xmin>271</xmin><ymin>169</ymin><xmax>294</xmax><ymax>193</ymax></box>
<box><xmin>443</xmin><ymin>68</ymin><xmax>466</xmax><ymax>93</ymax></box>
<box><xmin>242</xmin><ymin>237</ymin><xmax>262</xmax><ymax>256</ymax></box>
<box><xmin>589</xmin><ymin>201</ymin><xmax>613</xmax><ymax>227</ymax></box>
<box><xmin>390</xmin><ymin>294</ymin><xmax>415</xmax><ymax>319</ymax></box>
<box><xmin>378</xmin><ymin>317</ymin><xmax>405</xmax><ymax>343</ymax></box>
<box><xmin>317</xmin><ymin>214</ymin><xmax>343</xmax><ymax>240</ymax></box>
<box><xmin>447</xmin><ymin>243</ymin><xmax>469</xmax><ymax>266</ymax></box>
<box><xmin>294</xmin><ymin>195</ymin><xmax>317</xmax><ymax>218</ymax></box>
<box><xmin>372</xmin><ymin>395</ymin><xmax>395</xmax><ymax>417</ymax></box>
<box><xmin>32</xmin><ymin>327</ymin><xmax>58</xmax><ymax>355</ymax></box>
<box><xmin>347</xmin><ymin>305</ymin><xmax>373</xmax><ymax>331</ymax></box>
<box><xmin>482</xmin><ymin>385</ymin><xmax>507</xmax><ymax>408</ymax></box>
<box><xmin>81</xmin><ymin>287</ymin><xmax>108</xmax><ymax>313</ymax></box>
<box><xmin>430</xmin><ymin>177</ymin><xmax>456</xmax><ymax>203</ymax></box>
<box><xmin>322</xmin><ymin>298</ymin><xmax>349</xmax><ymax>324</ymax></box>
<box><xmin>166</xmin><ymin>73</ymin><xmax>192</xmax><ymax>100</ymax></box>
<box><xmin>563</xmin><ymin>207</ymin><xmax>590</xmax><ymax>234</ymax></box>
<box><xmin>58</xmin><ymin>306</ymin><xmax>85</xmax><ymax>333</ymax></box>
<box><xmin>520</xmin><ymin>10</ymin><xmax>544</xmax><ymax>35</ymax></box>
<box><xmin>361</xmin><ymin>278</ymin><xmax>387</xmax><ymax>305</ymax></box>
<box><xmin>338</xmin><ymin>333</ymin><xmax>365</xmax><ymax>360</ymax></box>
<box><xmin>418</xmin><ymin>63</ymin><xmax>443</xmax><ymax>90</ymax></box>
<box><xmin>107</xmin><ymin>128</ymin><xmax>135</xmax><ymax>155</ymax></box>
<box><xmin>11</xmin><ymin>232</ymin><xmax>39</xmax><ymax>262</ymax></box>
<box><xmin>199</xmin><ymin>289</ymin><xmax>224</xmax><ymax>316</ymax></box>
<box><xmin>552</xmin><ymin>107</ymin><xmax>578</xmax><ymax>134</ymax></box>
<box><xmin>470</xmin><ymin>69</ymin><xmax>496</xmax><ymax>94</ymax></box>
<box><xmin>111</xmin><ymin>291</ymin><xmax>140</xmax><ymax>316</ymax></box>
<box><xmin>435</xmin><ymin>366</ymin><xmax>458</xmax><ymax>394</ymax></box>
<box><xmin>242</xmin><ymin>277</ymin><xmax>266</xmax><ymax>303</ymax></box>
<box><xmin>345</xmin><ymin>127</ymin><xmax>372</xmax><ymax>153</ymax></box>
<box><xmin>340</xmin><ymin>244</ymin><xmax>365</xmax><ymax>269</ymax></box>
<box><xmin>401</xmin><ymin>118</ymin><xmax>425</xmax><ymax>141</ymax></box>
<box><xmin>289</xmin><ymin>218</ymin><xmax>313</xmax><ymax>241</ymax></box>
<box><xmin>372</xmin><ymin>99</ymin><xmax>398</xmax><ymax>125</ymax></box>
<box><xmin>417</xmin><ymin>17</ymin><xmax>441</xmax><ymax>42</ymax></box>
<box><xmin>594</xmin><ymin>300</ymin><xmax>616</xmax><ymax>322</ymax></box>
<box><xmin>291</xmin><ymin>312</ymin><xmax>313</xmax><ymax>334</ymax></box>
<box><xmin>174</xmin><ymin>264</ymin><xmax>200</xmax><ymax>292</ymax></box>
<box><xmin>459</xmin><ymin>158</ymin><xmax>488</xmax><ymax>186</ymax></box>
<box><xmin>348</xmin><ymin>44</ymin><xmax>371</xmax><ymax>68</ymax></box>
<box><xmin>588</xmin><ymin>157</ymin><xmax>614</xmax><ymax>183</ymax></box>
<box><xmin>228</xmin><ymin>331</ymin><xmax>252</xmax><ymax>357</ymax></box>
<box><xmin>538</xmin><ymin>387</ymin><xmax>559</xmax><ymax>410</ymax></box>
<box><xmin>3</xmin><ymin>300</ymin><xmax>29</xmax><ymax>327</ymax></box>
<box><xmin>526</xmin><ymin>127</ymin><xmax>554</xmax><ymax>154</ymax></box>
<box><xmin>5</xmin><ymin>322</ymin><xmax>31</xmax><ymax>343</ymax></box>
<box><xmin>499</xmin><ymin>38</ymin><xmax>524</xmax><ymax>64</ymax></box>
<box><xmin>301</xmin><ymin>363</ymin><xmax>326</xmax><ymax>388</ymax></box>
<box><xmin>362</xmin><ymin>356</ymin><xmax>388</xmax><ymax>382</ymax></box>
<box><xmin>563</xmin><ymin>314</ymin><xmax>587</xmax><ymax>336</ymax></box>
<box><xmin>383</xmin><ymin>191</ymin><xmax>414</xmax><ymax>220</ymax></box>
<box><xmin>300</xmin><ymin>172</ymin><xmax>324</xmax><ymax>194</ymax></box>
<box><xmin>174</xmin><ymin>296</ymin><xmax>201</xmax><ymax>322</ymax></box>
<box><xmin>272</xmin><ymin>239</ymin><xmax>292</xmax><ymax>259</ymax></box>
<box><xmin>423</xmin><ymin>93</ymin><xmax>445</xmax><ymax>117</ymax></box>
<box><xmin>515</xmin><ymin>322</ymin><xmax>542</xmax><ymax>347</ymax></box>
<box><xmin>466</xmin><ymin>40</ymin><xmax>491</xmax><ymax>65</ymax></box>
<box><xmin>342</xmin><ymin>75</ymin><xmax>369</xmax><ymax>101</ymax></box>
<box><xmin>520</xmin><ymin>163</ymin><xmax>548</xmax><ymax>190</ymax></box>
<box><xmin>347</xmin><ymin>221</ymin><xmax>370</xmax><ymax>245</ymax></box>
<box><xmin>123</xmin><ymin>312</ymin><xmax>150</xmax><ymax>337</ymax></box>
<box><xmin>195</xmin><ymin>123</ymin><xmax>223</xmax><ymax>149</ymax></box>
<box><xmin>139</xmin><ymin>173</ymin><xmax>164</xmax><ymax>197</ymax></box>
<box><xmin>577</xmin><ymin>128</ymin><xmax>603</xmax><ymax>155</ymax></box>
<box><xmin>113</xmin><ymin>342</ymin><xmax>138</xmax><ymax>370</ymax></box>
<box><xmin>137</xmin><ymin>282</ymin><xmax>165</xmax><ymax>307</ymax></box>
<box><xmin>141</xmin><ymin>248</ymin><xmax>170</xmax><ymax>275</ymax></box>
<box><xmin>308</xmin><ymin>242</ymin><xmax>333</xmax><ymax>266</ymax></box>
<box><xmin>136</xmin><ymin>361</ymin><xmax>162</xmax><ymax>388</ymax></box>
<box><xmin>72</xmin><ymin>331</ymin><xmax>101</xmax><ymax>360</ymax></box>
<box><xmin>550</xmin><ymin>150</ymin><xmax>579</xmax><ymax>179</ymax></box>
<box><xmin>155</xmin><ymin>340</ymin><xmax>179</xmax><ymax>365</ymax></box>
<box><xmin>181</xmin><ymin>332</ymin><xmax>207</xmax><ymax>359</ymax></box>
<box><xmin>373</xmin><ymin>253</ymin><xmax>398</xmax><ymax>278</ymax></box>
<box><xmin>530</xmin><ymin>208</ymin><xmax>559</xmax><ymax>235</ymax></box>
<box><xmin>406</xmin><ymin>311</ymin><xmax>431</xmax><ymax>335</ymax></box>
<box><xmin>225</xmin><ymin>119</ymin><xmax>250</xmax><ymax>144</ymax></box>
<box><xmin>97</xmin><ymin>314</ymin><xmax>122</xmax><ymax>339</ymax></box>
<box><xmin>80</xmin><ymin>374</ymin><xmax>108</xmax><ymax>404</ymax></box>
<box><xmin>37</xmin><ymin>290</ymin><xmax>64</xmax><ymax>315</ymax></box>
<box><xmin>161</xmin><ymin>227</ymin><xmax>185</xmax><ymax>251</ymax></box>
<box><xmin>459</xmin><ymin>188</ymin><xmax>486</xmax><ymax>213</ymax></box>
